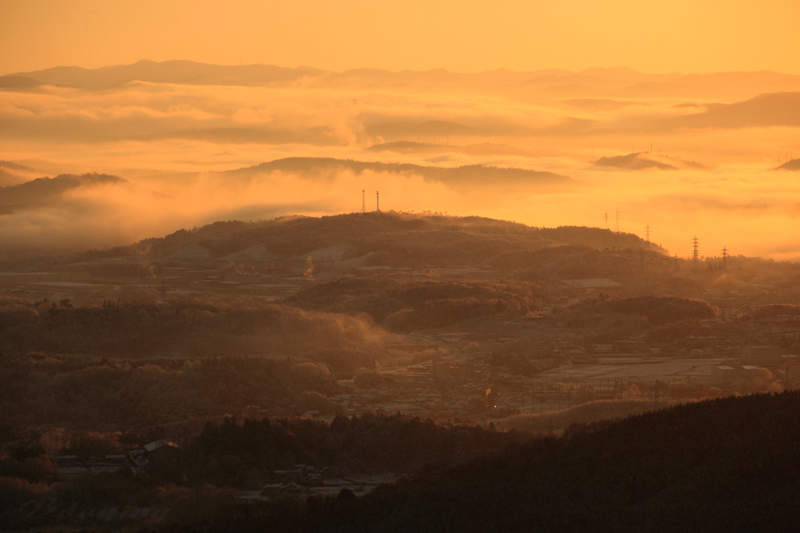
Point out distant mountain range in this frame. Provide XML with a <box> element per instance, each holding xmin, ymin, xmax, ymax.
<box><xmin>0</xmin><ymin>173</ymin><xmax>125</xmax><ymax>214</ymax></box>
<box><xmin>0</xmin><ymin>60</ymin><xmax>323</xmax><ymax>89</ymax></box>
<box><xmin>223</xmin><ymin>157</ymin><xmax>578</xmax><ymax>190</ymax></box>
<box><xmin>3</xmin><ymin>60</ymin><xmax>800</xmax><ymax>100</ymax></box>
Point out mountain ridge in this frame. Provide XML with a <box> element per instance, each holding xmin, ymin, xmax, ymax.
<box><xmin>4</xmin><ymin>60</ymin><xmax>799</xmax><ymax>100</ymax></box>
<box><xmin>223</xmin><ymin>157</ymin><xmax>577</xmax><ymax>190</ymax></box>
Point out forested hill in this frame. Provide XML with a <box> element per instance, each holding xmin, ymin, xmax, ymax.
<box><xmin>82</xmin><ymin>212</ymin><xmax>662</xmax><ymax>267</ymax></box>
<box><xmin>190</xmin><ymin>391</ymin><xmax>800</xmax><ymax>532</ymax></box>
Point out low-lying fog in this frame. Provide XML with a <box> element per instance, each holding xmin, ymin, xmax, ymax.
<box><xmin>1</xmin><ymin>65</ymin><xmax>799</xmax><ymax>260</ymax></box>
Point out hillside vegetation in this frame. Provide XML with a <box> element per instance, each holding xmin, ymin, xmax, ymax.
<box><xmin>558</xmin><ymin>295</ymin><xmax>718</xmax><ymax>326</ymax></box>
<box><xmin>9</xmin><ymin>212</ymin><xmax>660</xmax><ymax>272</ymax></box>
<box><xmin>189</xmin><ymin>392</ymin><xmax>800</xmax><ymax>532</ymax></box>
<box><xmin>490</xmin><ymin>245</ymin><xmax>673</xmax><ymax>280</ymax></box>
<box><xmin>0</xmin><ymin>296</ymin><xmax>375</xmax><ymax>357</ymax></box>
<box><xmin>283</xmin><ymin>278</ymin><xmax>539</xmax><ymax>331</ymax></box>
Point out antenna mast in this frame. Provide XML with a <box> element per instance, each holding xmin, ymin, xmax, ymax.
<box><xmin>722</xmin><ymin>246</ymin><xmax>728</xmax><ymax>269</ymax></box>
<box><xmin>692</xmin><ymin>236</ymin><xmax>699</xmax><ymax>263</ymax></box>
<box><xmin>376</xmin><ymin>191</ymin><xmax>380</xmax><ymax>212</ymax></box>
<box><xmin>362</xmin><ymin>190</ymin><xmax>365</xmax><ymax>213</ymax></box>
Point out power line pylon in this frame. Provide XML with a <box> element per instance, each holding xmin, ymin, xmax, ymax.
<box><xmin>603</xmin><ymin>211</ymin><xmax>608</xmax><ymax>228</ymax></box>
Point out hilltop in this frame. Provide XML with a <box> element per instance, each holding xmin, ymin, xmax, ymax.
<box><xmin>0</xmin><ymin>212</ymin><xmax>668</xmax><ymax>284</ymax></box>
<box><xmin>52</xmin><ymin>212</ymin><xmax>662</xmax><ymax>268</ymax></box>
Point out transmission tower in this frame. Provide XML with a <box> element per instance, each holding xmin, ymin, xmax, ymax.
<box><xmin>603</xmin><ymin>211</ymin><xmax>608</xmax><ymax>228</ymax></box>
<box><xmin>722</xmin><ymin>246</ymin><xmax>728</xmax><ymax>269</ymax></box>
<box><xmin>362</xmin><ymin>190</ymin><xmax>365</xmax><ymax>213</ymax></box>
<box><xmin>615</xmin><ymin>209</ymin><xmax>620</xmax><ymax>233</ymax></box>
<box><xmin>376</xmin><ymin>191</ymin><xmax>380</xmax><ymax>212</ymax></box>
<box><xmin>692</xmin><ymin>236</ymin><xmax>699</xmax><ymax>263</ymax></box>
<box><xmin>645</xmin><ymin>224</ymin><xmax>651</xmax><ymax>250</ymax></box>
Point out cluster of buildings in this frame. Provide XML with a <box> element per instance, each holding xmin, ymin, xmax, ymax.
<box><xmin>52</xmin><ymin>439</ymin><xmax>181</xmax><ymax>479</ymax></box>
<box><xmin>240</xmin><ymin>468</ymin><xmax>399</xmax><ymax>501</ymax></box>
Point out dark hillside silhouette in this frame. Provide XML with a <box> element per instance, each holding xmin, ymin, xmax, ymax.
<box><xmin>186</xmin><ymin>392</ymin><xmax>800</xmax><ymax>532</ymax></box>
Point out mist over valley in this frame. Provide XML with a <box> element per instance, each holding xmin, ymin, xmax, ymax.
<box><xmin>3</xmin><ymin>3</ymin><xmax>800</xmax><ymax>529</ymax></box>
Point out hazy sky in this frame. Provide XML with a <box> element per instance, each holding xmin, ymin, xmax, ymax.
<box><xmin>2</xmin><ymin>0</ymin><xmax>799</xmax><ymax>75</ymax></box>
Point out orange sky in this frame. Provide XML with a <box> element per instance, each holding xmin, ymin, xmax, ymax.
<box><xmin>2</xmin><ymin>0</ymin><xmax>799</xmax><ymax>75</ymax></box>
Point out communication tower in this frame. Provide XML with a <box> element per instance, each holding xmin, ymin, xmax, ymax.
<box><xmin>645</xmin><ymin>224</ymin><xmax>651</xmax><ymax>251</ymax></box>
<box><xmin>603</xmin><ymin>211</ymin><xmax>608</xmax><ymax>228</ymax></box>
<box><xmin>692</xmin><ymin>236</ymin><xmax>699</xmax><ymax>263</ymax></box>
<box><xmin>376</xmin><ymin>191</ymin><xmax>380</xmax><ymax>212</ymax></box>
<box><xmin>722</xmin><ymin>246</ymin><xmax>728</xmax><ymax>269</ymax></box>
<box><xmin>362</xmin><ymin>190</ymin><xmax>365</xmax><ymax>213</ymax></box>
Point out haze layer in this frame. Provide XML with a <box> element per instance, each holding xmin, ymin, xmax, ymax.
<box><xmin>2</xmin><ymin>62</ymin><xmax>800</xmax><ymax>259</ymax></box>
